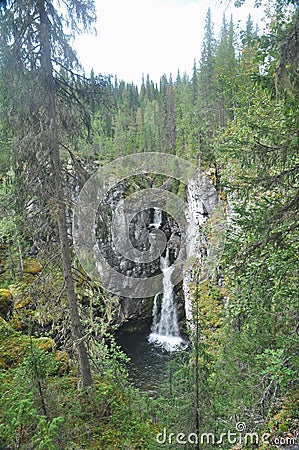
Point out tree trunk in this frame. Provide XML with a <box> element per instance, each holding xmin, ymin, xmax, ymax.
<box><xmin>38</xmin><ymin>0</ymin><xmax>93</xmax><ymax>388</ymax></box>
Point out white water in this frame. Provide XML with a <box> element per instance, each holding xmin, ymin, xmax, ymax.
<box><xmin>149</xmin><ymin>247</ymin><xmax>187</xmax><ymax>352</ymax></box>
<box><xmin>151</xmin><ymin>293</ymin><xmax>159</xmax><ymax>332</ymax></box>
<box><xmin>150</xmin><ymin>207</ymin><xmax>162</xmax><ymax>229</ymax></box>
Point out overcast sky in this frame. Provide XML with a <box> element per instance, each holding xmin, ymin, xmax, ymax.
<box><xmin>75</xmin><ymin>0</ymin><xmax>265</xmax><ymax>85</ymax></box>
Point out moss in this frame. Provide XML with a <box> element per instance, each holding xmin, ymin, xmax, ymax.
<box><xmin>0</xmin><ymin>288</ymin><xmax>12</xmax><ymax>301</ymax></box>
<box><xmin>35</xmin><ymin>337</ymin><xmax>55</xmax><ymax>353</ymax></box>
<box><xmin>14</xmin><ymin>297</ymin><xmax>31</xmax><ymax>310</ymax></box>
<box><xmin>191</xmin><ymin>280</ymin><xmax>224</xmax><ymax>330</ymax></box>
<box><xmin>0</xmin><ymin>288</ymin><xmax>12</xmax><ymax>318</ymax></box>
<box><xmin>0</xmin><ymin>317</ymin><xmax>56</xmax><ymax>369</ymax></box>
<box><xmin>8</xmin><ymin>315</ymin><xmax>22</xmax><ymax>330</ymax></box>
<box><xmin>23</xmin><ymin>260</ymin><xmax>43</xmax><ymax>274</ymax></box>
<box><xmin>0</xmin><ymin>317</ymin><xmax>30</xmax><ymax>369</ymax></box>
<box><xmin>54</xmin><ymin>350</ymin><xmax>71</xmax><ymax>375</ymax></box>
<box><xmin>278</xmin><ymin>422</ymin><xmax>289</xmax><ymax>432</ymax></box>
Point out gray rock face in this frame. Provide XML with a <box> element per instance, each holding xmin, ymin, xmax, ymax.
<box><xmin>183</xmin><ymin>168</ymin><xmax>222</xmax><ymax>323</ymax></box>
<box><xmin>96</xmin><ymin>182</ymin><xmax>161</xmax><ymax>281</ymax></box>
<box><xmin>95</xmin><ymin>179</ymin><xmax>183</xmax><ymax>329</ymax></box>
<box><xmin>94</xmin><ymin>168</ymin><xmax>225</xmax><ymax>331</ymax></box>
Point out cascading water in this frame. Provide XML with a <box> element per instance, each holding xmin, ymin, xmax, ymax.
<box><xmin>151</xmin><ymin>293</ymin><xmax>159</xmax><ymax>332</ymax></box>
<box><xmin>148</xmin><ymin>209</ymin><xmax>187</xmax><ymax>352</ymax></box>
<box><xmin>152</xmin><ymin>207</ymin><xmax>162</xmax><ymax>229</ymax></box>
<box><xmin>116</xmin><ymin>207</ymin><xmax>188</xmax><ymax>391</ymax></box>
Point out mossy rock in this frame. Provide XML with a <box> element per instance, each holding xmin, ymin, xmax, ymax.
<box><xmin>0</xmin><ymin>317</ymin><xmax>30</xmax><ymax>369</ymax></box>
<box><xmin>54</xmin><ymin>350</ymin><xmax>71</xmax><ymax>375</ymax></box>
<box><xmin>23</xmin><ymin>260</ymin><xmax>43</xmax><ymax>274</ymax></box>
<box><xmin>35</xmin><ymin>337</ymin><xmax>55</xmax><ymax>352</ymax></box>
<box><xmin>9</xmin><ymin>315</ymin><xmax>22</xmax><ymax>331</ymax></box>
<box><xmin>0</xmin><ymin>288</ymin><xmax>12</xmax><ymax>301</ymax></box>
<box><xmin>0</xmin><ymin>317</ymin><xmax>56</xmax><ymax>369</ymax></box>
<box><xmin>14</xmin><ymin>297</ymin><xmax>31</xmax><ymax>310</ymax></box>
<box><xmin>0</xmin><ymin>288</ymin><xmax>12</xmax><ymax>318</ymax></box>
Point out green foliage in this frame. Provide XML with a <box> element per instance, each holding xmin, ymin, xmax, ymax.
<box><xmin>207</xmin><ymin>2</ymin><xmax>299</xmax><ymax>433</ymax></box>
<box><xmin>0</xmin><ymin>346</ymin><xmax>63</xmax><ymax>449</ymax></box>
<box><xmin>0</xmin><ymin>334</ymin><xmax>156</xmax><ymax>449</ymax></box>
<box><xmin>32</xmin><ymin>417</ymin><xmax>65</xmax><ymax>450</ymax></box>
<box><xmin>0</xmin><ymin>0</ymin><xmax>298</xmax><ymax>448</ymax></box>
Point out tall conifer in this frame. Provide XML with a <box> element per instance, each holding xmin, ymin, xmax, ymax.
<box><xmin>0</xmin><ymin>0</ymin><xmax>98</xmax><ymax>388</ymax></box>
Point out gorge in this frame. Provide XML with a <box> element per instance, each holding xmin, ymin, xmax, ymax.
<box><xmin>112</xmin><ymin>168</ymin><xmax>224</xmax><ymax>389</ymax></box>
<box><xmin>1</xmin><ymin>0</ymin><xmax>298</xmax><ymax>447</ymax></box>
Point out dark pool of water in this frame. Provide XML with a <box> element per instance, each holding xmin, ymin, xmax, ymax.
<box><xmin>116</xmin><ymin>330</ymin><xmax>185</xmax><ymax>394</ymax></box>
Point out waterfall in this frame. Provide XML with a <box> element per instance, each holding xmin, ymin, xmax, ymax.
<box><xmin>151</xmin><ymin>207</ymin><xmax>162</xmax><ymax>229</ymax></box>
<box><xmin>149</xmin><ymin>247</ymin><xmax>186</xmax><ymax>352</ymax></box>
<box><xmin>151</xmin><ymin>293</ymin><xmax>159</xmax><ymax>332</ymax></box>
<box><xmin>155</xmin><ymin>249</ymin><xmax>179</xmax><ymax>336</ymax></box>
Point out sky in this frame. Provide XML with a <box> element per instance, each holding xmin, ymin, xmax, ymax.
<box><xmin>75</xmin><ymin>0</ymin><xmax>266</xmax><ymax>86</ymax></box>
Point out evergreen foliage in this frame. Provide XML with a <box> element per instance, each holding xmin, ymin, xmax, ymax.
<box><xmin>0</xmin><ymin>0</ymin><xmax>298</xmax><ymax>448</ymax></box>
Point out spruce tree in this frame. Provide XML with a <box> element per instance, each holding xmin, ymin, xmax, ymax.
<box><xmin>214</xmin><ymin>15</ymin><xmax>236</xmax><ymax>123</ymax></box>
<box><xmin>200</xmin><ymin>7</ymin><xmax>216</xmax><ymax>95</ymax></box>
<box><xmin>0</xmin><ymin>0</ymin><xmax>97</xmax><ymax>388</ymax></box>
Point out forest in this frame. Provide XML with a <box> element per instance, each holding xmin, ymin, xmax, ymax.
<box><xmin>0</xmin><ymin>0</ymin><xmax>298</xmax><ymax>449</ymax></box>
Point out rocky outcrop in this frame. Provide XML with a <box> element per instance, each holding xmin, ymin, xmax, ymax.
<box><xmin>94</xmin><ymin>178</ymin><xmax>186</xmax><ymax>331</ymax></box>
<box><xmin>95</xmin><ymin>168</ymin><xmax>225</xmax><ymax>332</ymax></box>
<box><xmin>183</xmin><ymin>168</ymin><xmax>224</xmax><ymax>323</ymax></box>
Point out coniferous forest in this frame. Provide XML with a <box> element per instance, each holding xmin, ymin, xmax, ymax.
<box><xmin>0</xmin><ymin>0</ymin><xmax>298</xmax><ymax>449</ymax></box>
